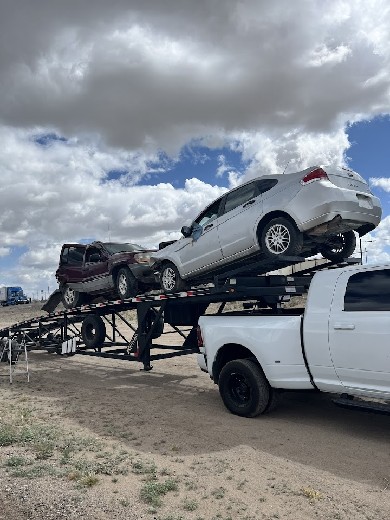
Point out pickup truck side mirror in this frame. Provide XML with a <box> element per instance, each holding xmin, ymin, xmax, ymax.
<box><xmin>181</xmin><ymin>226</ymin><xmax>193</xmax><ymax>238</ymax></box>
<box><xmin>89</xmin><ymin>253</ymin><xmax>101</xmax><ymax>262</ymax></box>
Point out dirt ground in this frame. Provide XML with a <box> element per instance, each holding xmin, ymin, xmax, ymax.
<box><xmin>0</xmin><ymin>303</ymin><xmax>389</xmax><ymax>520</ymax></box>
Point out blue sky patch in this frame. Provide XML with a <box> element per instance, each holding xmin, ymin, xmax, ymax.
<box><xmin>34</xmin><ymin>133</ymin><xmax>67</xmax><ymax>147</ymax></box>
<box><xmin>347</xmin><ymin>117</ymin><xmax>390</xmax><ymax>180</ymax></box>
<box><xmin>137</xmin><ymin>146</ymin><xmax>246</xmax><ymax>188</ymax></box>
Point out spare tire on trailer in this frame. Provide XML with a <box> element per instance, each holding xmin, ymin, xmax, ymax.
<box><xmin>81</xmin><ymin>314</ymin><xmax>106</xmax><ymax>349</ymax></box>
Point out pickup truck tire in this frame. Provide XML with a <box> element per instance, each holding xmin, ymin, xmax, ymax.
<box><xmin>218</xmin><ymin>359</ymin><xmax>271</xmax><ymax>417</ymax></box>
<box><xmin>81</xmin><ymin>315</ymin><xmax>106</xmax><ymax>349</ymax></box>
<box><xmin>160</xmin><ymin>262</ymin><xmax>187</xmax><ymax>292</ymax></box>
<box><xmin>260</xmin><ymin>217</ymin><xmax>302</xmax><ymax>258</ymax></box>
<box><xmin>116</xmin><ymin>267</ymin><xmax>138</xmax><ymax>299</ymax></box>
<box><xmin>62</xmin><ymin>285</ymin><xmax>84</xmax><ymax>309</ymax></box>
<box><xmin>318</xmin><ymin>231</ymin><xmax>356</xmax><ymax>262</ymax></box>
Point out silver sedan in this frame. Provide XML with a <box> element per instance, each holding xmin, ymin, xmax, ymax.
<box><xmin>151</xmin><ymin>165</ymin><xmax>382</xmax><ymax>292</ymax></box>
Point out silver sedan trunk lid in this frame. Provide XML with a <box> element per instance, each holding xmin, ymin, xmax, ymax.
<box><xmin>325</xmin><ymin>166</ymin><xmax>371</xmax><ymax>194</ymax></box>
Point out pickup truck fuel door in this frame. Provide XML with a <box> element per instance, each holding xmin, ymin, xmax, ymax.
<box><xmin>328</xmin><ymin>267</ymin><xmax>390</xmax><ymax>397</ymax></box>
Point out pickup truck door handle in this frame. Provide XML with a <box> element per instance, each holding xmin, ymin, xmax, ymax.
<box><xmin>243</xmin><ymin>199</ymin><xmax>256</xmax><ymax>207</ymax></box>
<box><xmin>333</xmin><ymin>323</ymin><xmax>355</xmax><ymax>330</ymax></box>
<box><xmin>204</xmin><ymin>223</ymin><xmax>214</xmax><ymax>231</ymax></box>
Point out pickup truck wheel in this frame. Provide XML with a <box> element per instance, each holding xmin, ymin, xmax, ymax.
<box><xmin>116</xmin><ymin>267</ymin><xmax>138</xmax><ymax>299</ymax></box>
<box><xmin>260</xmin><ymin>217</ymin><xmax>302</xmax><ymax>258</ymax></box>
<box><xmin>62</xmin><ymin>285</ymin><xmax>84</xmax><ymax>309</ymax></box>
<box><xmin>318</xmin><ymin>231</ymin><xmax>356</xmax><ymax>262</ymax></box>
<box><xmin>160</xmin><ymin>262</ymin><xmax>187</xmax><ymax>292</ymax></box>
<box><xmin>81</xmin><ymin>315</ymin><xmax>106</xmax><ymax>349</ymax></box>
<box><xmin>219</xmin><ymin>359</ymin><xmax>270</xmax><ymax>417</ymax></box>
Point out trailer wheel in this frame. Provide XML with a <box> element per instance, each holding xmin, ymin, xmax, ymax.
<box><xmin>318</xmin><ymin>231</ymin><xmax>356</xmax><ymax>262</ymax></box>
<box><xmin>81</xmin><ymin>315</ymin><xmax>106</xmax><ymax>349</ymax></box>
<box><xmin>116</xmin><ymin>267</ymin><xmax>138</xmax><ymax>299</ymax></box>
<box><xmin>219</xmin><ymin>359</ymin><xmax>271</xmax><ymax>417</ymax></box>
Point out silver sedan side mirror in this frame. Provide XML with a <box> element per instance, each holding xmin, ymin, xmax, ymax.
<box><xmin>181</xmin><ymin>226</ymin><xmax>192</xmax><ymax>238</ymax></box>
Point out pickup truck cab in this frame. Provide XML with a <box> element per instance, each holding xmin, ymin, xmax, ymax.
<box><xmin>197</xmin><ymin>263</ymin><xmax>390</xmax><ymax>416</ymax></box>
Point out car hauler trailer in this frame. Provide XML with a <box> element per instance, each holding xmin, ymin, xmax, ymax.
<box><xmin>0</xmin><ymin>256</ymin><xmax>357</xmax><ymax>371</ymax></box>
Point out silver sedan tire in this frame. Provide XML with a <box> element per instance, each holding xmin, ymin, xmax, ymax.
<box><xmin>319</xmin><ymin>231</ymin><xmax>356</xmax><ymax>262</ymax></box>
<box><xmin>160</xmin><ymin>263</ymin><xmax>187</xmax><ymax>292</ymax></box>
<box><xmin>260</xmin><ymin>217</ymin><xmax>302</xmax><ymax>258</ymax></box>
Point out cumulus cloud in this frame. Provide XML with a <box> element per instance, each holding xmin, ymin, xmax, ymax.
<box><xmin>0</xmin><ymin>126</ymin><xmax>226</xmax><ymax>293</ymax></box>
<box><xmin>370</xmin><ymin>177</ymin><xmax>390</xmax><ymax>191</ymax></box>
<box><xmin>1</xmin><ymin>0</ymin><xmax>390</xmax><ymax>152</ymax></box>
<box><xmin>1</xmin><ymin>0</ymin><xmax>390</xmax><ymax>293</ymax></box>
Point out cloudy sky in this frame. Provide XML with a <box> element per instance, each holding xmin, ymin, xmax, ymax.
<box><xmin>1</xmin><ymin>0</ymin><xmax>390</xmax><ymax>298</ymax></box>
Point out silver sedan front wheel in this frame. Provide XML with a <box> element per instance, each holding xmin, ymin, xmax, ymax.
<box><xmin>160</xmin><ymin>262</ymin><xmax>187</xmax><ymax>292</ymax></box>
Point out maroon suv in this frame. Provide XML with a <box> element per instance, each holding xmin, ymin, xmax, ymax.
<box><xmin>56</xmin><ymin>241</ymin><xmax>156</xmax><ymax>308</ymax></box>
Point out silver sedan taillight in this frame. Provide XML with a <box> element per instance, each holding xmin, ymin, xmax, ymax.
<box><xmin>301</xmin><ymin>167</ymin><xmax>329</xmax><ymax>185</ymax></box>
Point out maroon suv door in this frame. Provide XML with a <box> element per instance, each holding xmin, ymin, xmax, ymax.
<box><xmin>58</xmin><ymin>245</ymin><xmax>86</xmax><ymax>289</ymax></box>
<box><xmin>81</xmin><ymin>245</ymin><xmax>112</xmax><ymax>294</ymax></box>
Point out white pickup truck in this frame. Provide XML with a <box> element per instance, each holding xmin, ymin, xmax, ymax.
<box><xmin>197</xmin><ymin>263</ymin><xmax>390</xmax><ymax>417</ymax></box>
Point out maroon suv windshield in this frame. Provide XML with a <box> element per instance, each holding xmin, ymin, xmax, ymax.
<box><xmin>102</xmin><ymin>243</ymin><xmax>146</xmax><ymax>254</ymax></box>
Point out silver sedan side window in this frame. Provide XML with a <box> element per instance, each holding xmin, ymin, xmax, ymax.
<box><xmin>195</xmin><ymin>199</ymin><xmax>222</xmax><ymax>227</ymax></box>
<box><xmin>223</xmin><ymin>182</ymin><xmax>258</xmax><ymax>214</ymax></box>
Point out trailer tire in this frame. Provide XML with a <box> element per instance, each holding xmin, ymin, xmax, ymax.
<box><xmin>219</xmin><ymin>359</ymin><xmax>270</xmax><ymax>417</ymax></box>
<box><xmin>81</xmin><ymin>315</ymin><xmax>106</xmax><ymax>349</ymax></box>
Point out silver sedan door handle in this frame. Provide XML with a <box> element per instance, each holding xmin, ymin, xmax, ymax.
<box><xmin>204</xmin><ymin>223</ymin><xmax>214</xmax><ymax>231</ymax></box>
<box><xmin>243</xmin><ymin>199</ymin><xmax>256</xmax><ymax>207</ymax></box>
<box><xmin>333</xmin><ymin>323</ymin><xmax>355</xmax><ymax>330</ymax></box>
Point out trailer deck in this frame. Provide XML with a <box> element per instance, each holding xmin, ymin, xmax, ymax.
<box><xmin>0</xmin><ymin>257</ymin><xmax>358</xmax><ymax>371</ymax></box>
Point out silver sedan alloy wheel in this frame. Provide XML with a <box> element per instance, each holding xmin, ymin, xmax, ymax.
<box><xmin>161</xmin><ymin>266</ymin><xmax>176</xmax><ymax>291</ymax></box>
<box><xmin>265</xmin><ymin>223</ymin><xmax>291</xmax><ymax>255</ymax></box>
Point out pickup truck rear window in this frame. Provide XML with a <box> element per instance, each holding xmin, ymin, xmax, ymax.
<box><xmin>344</xmin><ymin>269</ymin><xmax>390</xmax><ymax>311</ymax></box>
